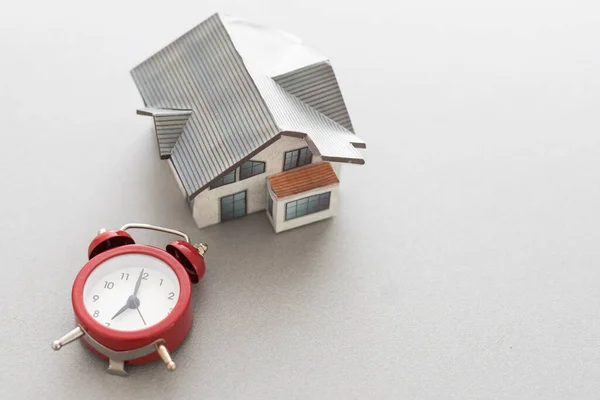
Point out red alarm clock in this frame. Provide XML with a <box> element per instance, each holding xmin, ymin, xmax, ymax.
<box><xmin>51</xmin><ymin>223</ymin><xmax>207</xmax><ymax>376</ymax></box>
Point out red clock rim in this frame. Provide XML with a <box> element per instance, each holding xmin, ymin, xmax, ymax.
<box><xmin>72</xmin><ymin>244</ymin><xmax>192</xmax><ymax>347</ymax></box>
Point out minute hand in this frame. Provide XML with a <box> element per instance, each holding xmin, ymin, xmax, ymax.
<box><xmin>133</xmin><ymin>268</ymin><xmax>144</xmax><ymax>297</ymax></box>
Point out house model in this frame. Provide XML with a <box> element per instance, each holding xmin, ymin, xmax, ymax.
<box><xmin>131</xmin><ymin>13</ymin><xmax>366</xmax><ymax>233</ymax></box>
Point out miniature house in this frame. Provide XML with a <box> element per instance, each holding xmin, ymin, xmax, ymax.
<box><xmin>131</xmin><ymin>13</ymin><xmax>366</xmax><ymax>232</ymax></box>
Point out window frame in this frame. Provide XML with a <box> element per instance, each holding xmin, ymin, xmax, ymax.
<box><xmin>219</xmin><ymin>190</ymin><xmax>247</xmax><ymax>222</ymax></box>
<box><xmin>267</xmin><ymin>194</ymin><xmax>273</xmax><ymax>217</ymax></box>
<box><xmin>283</xmin><ymin>147</ymin><xmax>313</xmax><ymax>171</ymax></box>
<box><xmin>285</xmin><ymin>192</ymin><xmax>331</xmax><ymax>221</ymax></box>
<box><xmin>209</xmin><ymin>170</ymin><xmax>237</xmax><ymax>190</ymax></box>
<box><xmin>239</xmin><ymin>160</ymin><xmax>266</xmax><ymax>181</ymax></box>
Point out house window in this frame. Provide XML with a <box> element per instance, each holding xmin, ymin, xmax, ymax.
<box><xmin>283</xmin><ymin>147</ymin><xmax>312</xmax><ymax>171</ymax></box>
<box><xmin>240</xmin><ymin>160</ymin><xmax>265</xmax><ymax>180</ymax></box>
<box><xmin>210</xmin><ymin>170</ymin><xmax>236</xmax><ymax>189</ymax></box>
<box><xmin>220</xmin><ymin>191</ymin><xmax>246</xmax><ymax>222</ymax></box>
<box><xmin>267</xmin><ymin>195</ymin><xmax>273</xmax><ymax>217</ymax></box>
<box><xmin>285</xmin><ymin>192</ymin><xmax>330</xmax><ymax>221</ymax></box>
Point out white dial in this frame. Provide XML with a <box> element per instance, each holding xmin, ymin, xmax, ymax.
<box><xmin>82</xmin><ymin>253</ymin><xmax>180</xmax><ymax>331</ymax></box>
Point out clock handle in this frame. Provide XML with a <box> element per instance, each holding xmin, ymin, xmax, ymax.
<box><xmin>120</xmin><ymin>223</ymin><xmax>190</xmax><ymax>243</ymax></box>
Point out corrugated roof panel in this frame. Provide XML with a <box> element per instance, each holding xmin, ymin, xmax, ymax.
<box><xmin>131</xmin><ymin>13</ymin><xmax>280</xmax><ymax>198</ymax></box>
<box><xmin>272</xmin><ymin>62</ymin><xmax>355</xmax><ymax>133</ymax></box>
<box><xmin>136</xmin><ymin>108</ymin><xmax>193</xmax><ymax>158</ymax></box>
<box><xmin>154</xmin><ymin>114</ymin><xmax>190</xmax><ymax>158</ymax></box>
<box><xmin>249</xmin><ymin>66</ymin><xmax>364</xmax><ymax>163</ymax></box>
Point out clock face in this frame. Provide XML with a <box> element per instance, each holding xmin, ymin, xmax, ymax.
<box><xmin>82</xmin><ymin>253</ymin><xmax>181</xmax><ymax>331</ymax></box>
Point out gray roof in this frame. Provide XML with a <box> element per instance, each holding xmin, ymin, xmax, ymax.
<box><xmin>137</xmin><ymin>108</ymin><xmax>192</xmax><ymax>158</ymax></box>
<box><xmin>131</xmin><ymin>13</ymin><xmax>365</xmax><ymax>199</ymax></box>
<box><xmin>273</xmin><ymin>62</ymin><xmax>354</xmax><ymax>133</ymax></box>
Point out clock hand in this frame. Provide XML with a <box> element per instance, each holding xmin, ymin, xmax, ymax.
<box><xmin>133</xmin><ymin>268</ymin><xmax>144</xmax><ymax>297</ymax></box>
<box><xmin>136</xmin><ymin>307</ymin><xmax>147</xmax><ymax>326</ymax></box>
<box><xmin>111</xmin><ymin>303</ymin><xmax>129</xmax><ymax>320</ymax></box>
<box><xmin>110</xmin><ymin>270</ymin><xmax>145</xmax><ymax>325</ymax></box>
<box><xmin>110</xmin><ymin>295</ymin><xmax>141</xmax><ymax>320</ymax></box>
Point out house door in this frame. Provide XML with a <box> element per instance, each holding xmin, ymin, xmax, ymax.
<box><xmin>220</xmin><ymin>191</ymin><xmax>247</xmax><ymax>222</ymax></box>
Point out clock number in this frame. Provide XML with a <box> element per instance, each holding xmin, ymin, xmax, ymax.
<box><xmin>93</xmin><ymin>310</ymin><xmax>99</xmax><ymax>318</ymax></box>
<box><xmin>142</xmin><ymin>272</ymin><xmax>149</xmax><ymax>280</ymax></box>
<box><xmin>92</xmin><ymin>295</ymin><xmax>99</xmax><ymax>302</ymax></box>
<box><xmin>120</xmin><ymin>273</ymin><xmax>130</xmax><ymax>280</ymax></box>
<box><xmin>167</xmin><ymin>308</ymin><xmax>173</xmax><ymax>314</ymax></box>
<box><xmin>104</xmin><ymin>281</ymin><xmax>114</xmax><ymax>289</ymax></box>
<box><xmin>168</xmin><ymin>292</ymin><xmax>175</xmax><ymax>300</ymax></box>
<box><xmin>105</xmin><ymin>322</ymin><xmax>110</xmax><ymax>327</ymax></box>
<box><xmin>159</xmin><ymin>279</ymin><xmax>163</xmax><ymax>286</ymax></box>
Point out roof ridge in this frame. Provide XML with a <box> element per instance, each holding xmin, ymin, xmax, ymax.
<box><xmin>270</xmin><ymin>60</ymin><xmax>332</xmax><ymax>81</ymax></box>
<box><xmin>219</xmin><ymin>14</ymin><xmax>283</xmax><ymax>150</ymax></box>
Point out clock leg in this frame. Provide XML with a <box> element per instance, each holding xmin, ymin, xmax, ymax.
<box><xmin>107</xmin><ymin>359</ymin><xmax>128</xmax><ymax>376</ymax></box>
<box><xmin>51</xmin><ymin>327</ymin><xmax>85</xmax><ymax>350</ymax></box>
<box><xmin>156</xmin><ymin>344</ymin><xmax>176</xmax><ymax>371</ymax></box>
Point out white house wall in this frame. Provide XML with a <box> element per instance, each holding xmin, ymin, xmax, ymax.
<box><xmin>188</xmin><ymin>135</ymin><xmax>311</xmax><ymax>229</ymax></box>
<box><xmin>168</xmin><ymin>159</ymin><xmax>188</xmax><ymax>199</ymax></box>
<box><xmin>268</xmin><ymin>183</ymin><xmax>339</xmax><ymax>233</ymax></box>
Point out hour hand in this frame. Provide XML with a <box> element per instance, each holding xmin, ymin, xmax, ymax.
<box><xmin>133</xmin><ymin>268</ymin><xmax>144</xmax><ymax>297</ymax></box>
<box><xmin>111</xmin><ymin>303</ymin><xmax>129</xmax><ymax>320</ymax></box>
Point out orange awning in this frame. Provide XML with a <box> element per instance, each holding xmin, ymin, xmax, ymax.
<box><xmin>268</xmin><ymin>162</ymin><xmax>339</xmax><ymax>199</ymax></box>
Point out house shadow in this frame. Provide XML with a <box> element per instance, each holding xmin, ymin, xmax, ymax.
<box><xmin>127</xmin><ymin>127</ymin><xmax>342</xmax><ymax>288</ymax></box>
<box><xmin>193</xmin><ymin>210</ymin><xmax>340</xmax><ymax>291</ymax></box>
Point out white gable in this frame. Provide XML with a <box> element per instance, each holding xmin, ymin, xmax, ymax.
<box><xmin>221</xmin><ymin>14</ymin><xmax>327</xmax><ymax>77</ymax></box>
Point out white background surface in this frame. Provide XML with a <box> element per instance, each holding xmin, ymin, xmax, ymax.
<box><xmin>1</xmin><ymin>1</ymin><xmax>599</xmax><ymax>399</ymax></box>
